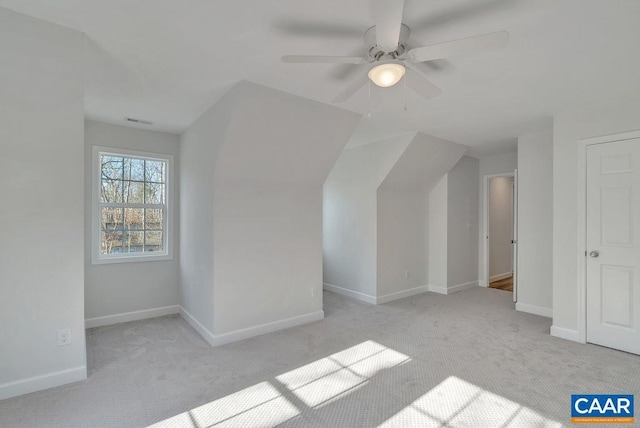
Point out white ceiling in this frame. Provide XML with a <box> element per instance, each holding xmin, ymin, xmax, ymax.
<box><xmin>2</xmin><ymin>0</ymin><xmax>640</xmax><ymax>155</ymax></box>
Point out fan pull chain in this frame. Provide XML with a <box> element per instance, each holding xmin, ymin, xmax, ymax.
<box><xmin>368</xmin><ymin>80</ymin><xmax>372</xmax><ymax>118</ymax></box>
<box><xmin>403</xmin><ymin>72</ymin><xmax>407</xmax><ymax>111</ymax></box>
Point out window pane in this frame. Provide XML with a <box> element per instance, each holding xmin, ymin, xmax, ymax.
<box><xmin>145</xmin><ymin>182</ymin><xmax>164</xmax><ymax>204</ymax></box>
<box><xmin>101</xmin><ymin>156</ymin><xmax>123</xmax><ymax>180</ymax></box>
<box><xmin>146</xmin><ymin>160</ymin><xmax>165</xmax><ymax>183</ymax></box>
<box><xmin>101</xmin><ymin>230</ymin><xmax>123</xmax><ymax>255</ymax></box>
<box><xmin>124</xmin><ymin>231</ymin><xmax>144</xmax><ymax>253</ymax></box>
<box><xmin>124</xmin><ymin>158</ymin><xmax>145</xmax><ymax>181</ymax></box>
<box><xmin>145</xmin><ymin>231</ymin><xmax>163</xmax><ymax>252</ymax></box>
<box><xmin>101</xmin><ymin>207</ymin><xmax>123</xmax><ymax>232</ymax></box>
<box><xmin>101</xmin><ymin>179</ymin><xmax>123</xmax><ymax>203</ymax></box>
<box><xmin>96</xmin><ymin>151</ymin><xmax>170</xmax><ymax>261</ymax></box>
<box><xmin>145</xmin><ymin>209</ymin><xmax>163</xmax><ymax>230</ymax></box>
<box><xmin>124</xmin><ymin>181</ymin><xmax>144</xmax><ymax>203</ymax></box>
<box><xmin>124</xmin><ymin>208</ymin><xmax>144</xmax><ymax>230</ymax></box>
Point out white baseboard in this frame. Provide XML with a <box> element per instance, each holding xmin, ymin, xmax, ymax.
<box><xmin>179</xmin><ymin>306</ymin><xmax>324</xmax><ymax>347</ymax></box>
<box><xmin>490</xmin><ymin>272</ymin><xmax>512</xmax><ymax>283</ymax></box>
<box><xmin>550</xmin><ymin>325</ymin><xmax>582</xmax><ymax>343</ymax></box>
<box><xmin>478</xmin><ymin>280</ymin><xmax>488</xmax><ymax>288</ymax></box>
<box><xmin>0</xmin><ymin>366</ymin><xmax>86</xmax><ymax>401</ymax></box>
<box><xmin>85</xmin><ymin>305</ymin><xmax>180</xmax><ymax>328</ymax></box>
<box><xmin>323</xmin><ymin>283</ymin><xmax>376</xmax><ymax>305</ymax></box>
<box><xmin>428</xmin><ymin>281</ymin><xmax>478</xmax><ymax>295</ymax></box>
<box><xmin>428</xmin><ymin>284</ymin><xmax>448</xmax><ymax>295</ymax></box>
<box><xmin>516</xmin><ymin>302</ymin><xmax>552</xmax><ymax>318</ymax></box>
<box><xmin>324</xmin><ymin>283</ymin><xmax>429</xmax><ymax>304</ymax></box>
<box><xmin>448</xmin><ymin>281</ymin><xmax>478</xmax><ymax>294</ymax></box>
<box><xmin>376</xmin><ymin>285</ymin><xmax>429</xmax><ymax>304</ymax></box>
<box><xmin>211</xmin><ymin>311</ymin><xmax>324</xmax><ymax>347</ymax></box>
<box><xmin>178</xmin><ymin>306</ymin><xmax>217</xmax><ymax>346</ymax></box>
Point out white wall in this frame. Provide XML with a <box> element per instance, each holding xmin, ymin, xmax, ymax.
<box><xmin>84</xmin><ymin>121</ymin><xmax>180</xmax><ymax>321</ymax></box>
<box><xmin>179</xmin><ymin>89</ymin><xmax>234</xmax><ymax>334</ymax></box>
<box><xmin>181</xmin><ymin>81</ymin><xmax>359</xmax><ymax>342</ymax></box>
<box><xmin>553</xmin><ymin>98</ymin><xmax>640</xmax><ymax>339</ymax></box>
<box><xmin>488</xmin><ymin>177</ymin><xmax>513</xmax><ymax>280</ymax></box>
<box><xmin>447</xmin><ymin>156</ymin><xmax>480</xmax><ymax>289</ymax></box>
<box><xmin>213</xmin><ymin>184</ymin><xmax>325</xmax><ymax>334</ymax></box>
<box><xmin>429</xmin><ymin>156</ymin><xmax>481</xmax><ymax>294</ymax></box>
<box><xmin>325</xmin><ymin>132</ymin><xmax>467</xmax><ymax>302</ymax></box>
<box><xmin>0</xmin><ymin>8</ymin><xmax>86</xmax><ymax>399</ymax></box>
<box><xmin>211</xmin><ymin>82</ymin><xmax>359</xmax><ymax>337</ymax></box>
<box><xmin>323</xmin><ymin>182</ymin><xmax>378</xmax><ymax>298</ymax></box>
<box><xmin>324</xmin><ymin>135</ymin><xmax>413</xmax><ymax>299</ymax></box>
<box><xmin>377</xmin><ymin>189</ymin><xmax>428</xmax><ymax>297</ymax></box>
<box><xmin>428</xmin><ymin>176</ymin><xmax>448</xmax><ymax>290</ymax></box>
<box><xmin>479</xmin><ymin>152</ymin><xmax>518</xmax><ymax>178</ymax></box>
<box><xmin>517</xmin><ymin>130</ymin><xmax>553</xmax><ymax>316</ymax></box>
<box><xmin>478</xmin><ymin>151</ymin><xmax>517</xmax><ymax>286</ymax></box>
<box><xmin>377</xmin><ymin>133</ymin><xmax>467</xmax><ymax>300</ymax></box>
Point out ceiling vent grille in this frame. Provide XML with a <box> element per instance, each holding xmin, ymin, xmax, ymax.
<box><xmin>125</xmin><ymin>117</ymin><xmax>153</xmax><ymax>125</ymax></box>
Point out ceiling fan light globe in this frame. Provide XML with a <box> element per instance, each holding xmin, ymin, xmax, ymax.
<box><xmin>368</xmin><ymin>63</ymin><xmax>405</xmax><ymax>87</ymax></box>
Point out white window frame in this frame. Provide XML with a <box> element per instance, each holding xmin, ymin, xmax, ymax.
<box><xmin>92</xmin><ymin>146</ymin><xmax>174</xmax><ymax>264</ymax></box>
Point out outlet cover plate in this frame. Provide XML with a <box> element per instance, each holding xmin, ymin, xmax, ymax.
<box><xmin>57</xmin><ymin>329</ymin><xmax>71</xmax><ymax>346</ymax></box>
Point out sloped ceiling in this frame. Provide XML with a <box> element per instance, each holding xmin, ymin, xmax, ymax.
<box><xmin>379</xmin><ymin>133</ymin><xmax>468</xmax><ymax>191</ymax></box>
<box><xmin>1</xmin><ymin>0</ymin><xmax>640</xmax><ymax>155</ymax></box>
<box><xmin>214</xmin><ymin>81</ymin><xmax>361</xmax><ymax>185</ymax></box>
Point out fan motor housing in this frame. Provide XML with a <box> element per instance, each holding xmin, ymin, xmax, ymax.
<box><xmin>364</xmin><ymin>24</ymin><xmax>410</xmax><ymax>60</ymax></box>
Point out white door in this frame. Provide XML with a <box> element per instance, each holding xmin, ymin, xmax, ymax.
<box><xmin>586</xmin><ymin>138</ymin><xmax>640</xmax><ymax>355</ymax></box>
<box><xmin>512</xmin><ymin>169</ymin><xmax>518</xmax><ymax>303</ymax></box>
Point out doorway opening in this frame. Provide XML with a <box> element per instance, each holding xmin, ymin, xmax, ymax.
<box><xmin>482</xmin><ymin>172</ymin><xmax>517</xmax><ymax>300</ymax></box>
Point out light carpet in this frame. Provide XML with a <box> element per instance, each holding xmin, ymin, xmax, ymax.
<box><xmin>0</xmin><ymin>287</ymin><xmax>638</xmax><ymax>427</ymax></box>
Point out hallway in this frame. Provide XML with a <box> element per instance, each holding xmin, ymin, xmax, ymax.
<box><xmin>489</xmin><ymin>276</ymin><xmax>513</xmax><ymax>292</ymax></box>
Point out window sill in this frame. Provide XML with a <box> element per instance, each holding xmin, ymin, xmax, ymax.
<box><xmin>91</xmin><ymin>253</ymin><xmax>173</xmax><ymax>265</ymax></box>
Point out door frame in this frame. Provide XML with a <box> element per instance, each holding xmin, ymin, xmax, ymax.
<box><xmin>577</xmin><ymin>128</ymin><xmax>640</xmax><ymax>344</ymax></box>
<box><xmin>482</xmin><ymin>172</ymin><xmax>516</xmax><ymax>292</ymax></box>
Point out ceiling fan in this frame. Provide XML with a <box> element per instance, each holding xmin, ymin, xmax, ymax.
<box><xmin>281</xmin><ymin>0</ymin><xmax>509</xmax><ymax>104</ymax></box>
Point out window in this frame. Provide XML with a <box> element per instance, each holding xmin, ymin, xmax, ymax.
<box><xmin>92</xmin><ymin>147</ymin><xmax>173</xmax><ymax>264</ymax></box>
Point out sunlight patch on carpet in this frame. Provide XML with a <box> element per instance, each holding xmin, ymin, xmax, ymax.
<box><xmin>148</xmin><ymin>340</ymin><xmax>410</xmax><ymax>427</ymax></box>
<box><xmin>379</xmin><ymin>376</ymin><xmax>562</xmax><ymax>428</ymax></box>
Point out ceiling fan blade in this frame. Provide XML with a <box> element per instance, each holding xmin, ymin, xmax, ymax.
<box><xmin>404</xmin><ymin>63</ymin><xmax>442</xmax><ymax>100</ymax></box>
<box><xmin>330</xmin><ymin>47</ymin><xmax>369</xmax><ymax>80</ymax></box>
<box><xmin>415</xmin><ymin>59</ymin><xmax>450</xmax><ymax>72</ymax></box>
<box><xmin>332</xmin><ymin>74</ymin><xmax>370</xmax><ymax>103</ymax></box>
<box><xmin>282</xmin><ymin>55</ymin><xmax>369</xmax><ymax>64</ymax></box>
<box><xmin>406</xmin><ymin>36</ymin><xmax>452</xmax><ymax>72</ymax></box>
<box><xmin>406</xmin><ymin>31</ymin><xmax>509</xmax><ymax>63</ymax></box>
<box><xmin>373</xmin><ymin>0</ymin><xmax>405</xmax><ymax>52</ymax></box>
<box><xmin>331</xmin><ymin>63</ymin><xmax>366</xmax><ymax>81</ymax></box>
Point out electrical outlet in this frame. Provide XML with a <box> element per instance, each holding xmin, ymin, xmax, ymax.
<box><xmin>57</xmin><ymin>329</ymin><xmax>71</xmax><ymax>346</ymax></box>
<box><xmin>405</xmin><ymin>270</ymin><xmax>409</xmax><ymax>279</ymax></box>
<box><xmin>311</xmin><ymin>287</ymin><xmax>315</xmax><ymax>298</ymax></box>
